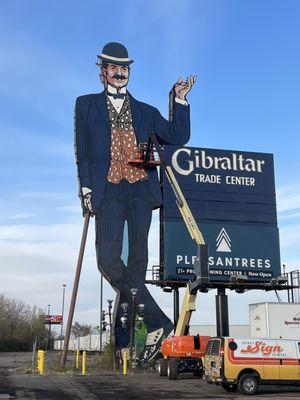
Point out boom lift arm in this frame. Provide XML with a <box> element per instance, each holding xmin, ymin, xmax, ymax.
<box><xmin>150</xmin><ymin>133</ymin><xmax>210</xmax><ymax>336</ymax></box>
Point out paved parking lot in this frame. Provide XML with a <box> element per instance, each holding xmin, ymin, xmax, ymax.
<box><xmin>1</xmin><ymin>352</ymin><xmax>300</xmax><ymax>400</ymax></box>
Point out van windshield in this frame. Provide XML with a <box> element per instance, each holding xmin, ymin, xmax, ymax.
<box><xmin>206</xmin><ymin>339</ymin><xmax>220</xmax><ymax>356</ymax></box>
<box><xmin>211</xmin><ymin>340</ymin><xmax>220</xmax><ymax>355</ymax></box>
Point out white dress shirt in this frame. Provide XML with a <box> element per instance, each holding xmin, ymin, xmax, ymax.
<box><xmin>106</xmin><ymin>84</ymin><xmax>127</xmax><ymax>114</ymax></box>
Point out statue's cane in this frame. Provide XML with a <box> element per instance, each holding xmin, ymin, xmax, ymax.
<box><xmin>60</xmin><ymin>211</ymin><xmax>91</xmax><ymax>368</ymax></box>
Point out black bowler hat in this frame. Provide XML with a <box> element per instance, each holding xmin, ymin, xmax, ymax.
<box><xmin>96</xmin><ymin>42</ymin><xmax>133</xmax><ymax>66</ymax></box>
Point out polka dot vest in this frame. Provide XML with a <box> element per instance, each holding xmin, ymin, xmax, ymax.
<box><xmin>106</xmin><ymin>93</ymin><xmax>148</xmax><ymax>184</ymax></box>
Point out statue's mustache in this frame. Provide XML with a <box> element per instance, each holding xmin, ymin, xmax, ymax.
<box><xmin>113</xmin><ymin>74</ymin><xmax>127</xmax><ymax>80</ymax></box>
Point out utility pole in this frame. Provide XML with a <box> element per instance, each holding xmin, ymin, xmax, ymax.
<box><xmin>60</xmin><ymin>284</ymin><xmax>66</xmax><ymax>351</ymax></box>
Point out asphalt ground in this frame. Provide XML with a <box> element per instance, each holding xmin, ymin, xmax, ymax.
<box><xmin>1</xmin><ymin>352</ymin><xmax>300</xmax><ymax>400</ymax></box>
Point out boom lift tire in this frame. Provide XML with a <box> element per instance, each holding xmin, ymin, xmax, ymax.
<box><xmin>238</xmin><ymin>373</ymin><xmax>258</xmax><ymax>395</ymax></box>
<box><xmin>158</xmin><ymin>358</ymin><xmax>168</xmax><ymax>377</ymax></box>
<box><xmin>167</xmin><ymin>357</ymin><xmax>178</xmax><ymax>380</ymax></box>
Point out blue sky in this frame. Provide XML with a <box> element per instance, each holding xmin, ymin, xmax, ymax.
<box><xmin>0</xmin><ymin>0</ymin><xmax>299</xmax><ymax>328</ymax></box>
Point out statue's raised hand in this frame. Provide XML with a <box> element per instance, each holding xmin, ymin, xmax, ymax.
<box><xmin>174</xmin><ymin>75</ymin><xmax>197</xmax><ymax>100</ymax></box>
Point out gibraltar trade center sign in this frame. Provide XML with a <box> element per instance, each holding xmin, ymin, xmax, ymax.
<box><xmin>162</xmin><ymin>145</ymin><xmax>281</xmax><ymax>283</ymax></box>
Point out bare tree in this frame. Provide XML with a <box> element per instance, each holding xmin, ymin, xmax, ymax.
<box><xmin>0</xmin><ymin>293</ymin><xmax>46</xmax><ymax>351</ymax></box>
<box><xmin>71</xmin><ymin>321</ymin><xmax>92</xmax><ymax>338</ymax></box>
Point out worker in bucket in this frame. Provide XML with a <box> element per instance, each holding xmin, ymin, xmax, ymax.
<box><xmin>74</xmin><ymin>42</ymin><xmax>196</xmax><ymax>362</ymax></box>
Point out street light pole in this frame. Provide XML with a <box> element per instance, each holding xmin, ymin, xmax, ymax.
<box><xmin>60</xmin><ymin>284</ymin><xmax>66</xmax><ymax>351</ymax></box>
<box><xmin>99</xmin><ymin>274</ymin><xmax>103</xmax><ymax>352</ymax></box>
<box><xmin>107</xmin><ymin>299</ymin><xmax>113</xmax><ymax>344</ymax></box>
<box><xmin>129</xmin><ymin>288</ymin><xmax>138</xmax><ymax>371</ymax></box>
<box><xmin>47</xmin><ymin>304</ymin><xmax>51</xmax><ymax>351</ymax></box>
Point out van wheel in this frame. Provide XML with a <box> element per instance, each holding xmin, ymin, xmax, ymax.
<box><xmin>167</xmin><ymin>358</ymin><xmax>178</xmax><ymax>380</ymax></box>
<box><xmin>158</xmin><ymin>358</ymin><xmax>168</xmax><ymax>376</ymax></box>
<box><xmin>238</xmin><ymin>374</ymin><xmax>258</xmax><ymax>395</ymax></box>
<box><xmin>221</xmin><ymin>383</ymin><xmax>238</xmax><ymax>392</ymax></box>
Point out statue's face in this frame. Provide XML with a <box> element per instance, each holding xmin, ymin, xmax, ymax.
<box><xmin>103</xmin><ymin>63</ymin><xmax>130</xmax><ymax>88</ymax></box>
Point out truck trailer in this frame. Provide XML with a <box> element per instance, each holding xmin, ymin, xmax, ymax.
<box><xmin>250</xmin><ymin>302</ymin><xmax>300</xmax><ymax>340</ymax></box>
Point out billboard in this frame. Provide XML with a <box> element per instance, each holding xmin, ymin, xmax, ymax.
<box><xmin>43</xmin><ymin>314</ymin><xmax>63</xmax><ymax>325</ymax></box>
<box><xmin>162</xmin><ymin>146</ymin><xmax>281</xmax><ymax>283</ymax></box>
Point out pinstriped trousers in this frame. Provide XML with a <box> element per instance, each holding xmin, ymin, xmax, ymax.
<box><xmin>95</xmin><ymin>179</ymin><xmax>172</xmax><ymax>348</ymax></box>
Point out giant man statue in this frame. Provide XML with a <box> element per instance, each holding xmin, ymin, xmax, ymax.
<box><xmin>75</xmin><ymin>42</ymin><xmax>196</xmax><ymax>362</ymax></box>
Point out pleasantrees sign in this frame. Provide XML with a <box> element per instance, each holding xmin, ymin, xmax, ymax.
<box><xmin>162</xmin><ymin>145</ymin><xmax>281</xmax><ymax>283</ymax></box>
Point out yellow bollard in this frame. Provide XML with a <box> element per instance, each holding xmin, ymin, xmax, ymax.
<box><xmin>76</xmin><ymin>349</ymin><xmax>80</xmax><ymax>369</ymax></box>
<box><xmin>82</xmin><ymin>351</ymin><xmax>86</xmax><ymax>375</ymax></box>
<box><xmin>40</xmin><ymin>350</ymin><xmax>45</xmax><ymax>375</ymax></box>
<box><xmin>123</xmin><ymin>350</ymin><xmax>127</xmax><ymax>375</ymax></box>
<box><xmin>37</xmin><ymin>350</ymin><xmax>45</xmax><ymax>375</ymax></box>
<box><xmin>37</xmin><ymin>350</ymin><xmax>40</xmax><ymax>373</ymax></box>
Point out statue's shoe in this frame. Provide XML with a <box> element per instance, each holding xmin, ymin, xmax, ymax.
<box><xmin>139</xmin><ymin>321</ymin><xmax>174</xmax><ymax>364</ymax></box>
<box><xmin>145</xmin><ymin>327</ymin><xmax>164</xmax><ymax>346</ymax></box>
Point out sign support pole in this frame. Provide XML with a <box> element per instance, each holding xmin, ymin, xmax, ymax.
<box><xmin>173</xmin><ymin>287</ymin><xmax>180</xmax><ymax>328</ymax></box>
<box><xmin>215</xmin><ymin>287</ymin><xmax>229</xmax><ymax>337</ymax></box>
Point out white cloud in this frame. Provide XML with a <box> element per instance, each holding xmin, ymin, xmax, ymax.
<box><xmin>279</xmin><ymin>224</ymin><xmax>300</xmax><ymax>253</ymax></box>
<box><xmin>0</xmin><ymin>223</ymin><xmax>81</xmax><ymax>243</ymax></box>
<box><xmin>55</xmin><ymin>205</ymin><xmax>79</xmax><ymax>214</ymax></box>
<box><xmin>17</xmin><ymin>191</ymin><xmax>72</xmax><ymax>201</ymax></box>
<box><xmin>0</xmin><ymin>220</ymin><xmax>102</xmax><ymax>324</ymax></box>
<box><xmin>8</xmin><ymin>213</ymin><xmax>36</xmax><ymax>220</ymax></box>
<box><xmin>279</xmin><ymin>211</ymin><xmax>300</xmax><ymax>221</ymax></box>
<box><xmin>277</xmin><ymin>183</ymin><xmax>300</xmax><ymax>212</ymax></box>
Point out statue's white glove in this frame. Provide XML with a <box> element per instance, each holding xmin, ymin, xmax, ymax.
<box><xmin>174</xmin><ymin>75</ymin><xmax>197</xmax><ymax>101</ymax></box>
<box><xmin>82</xmin><ymin>187</ymin><xmax>94</xmax><ymax>215</ymax></box>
